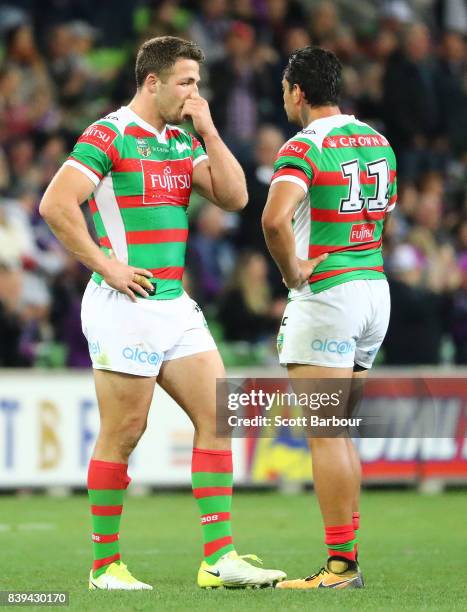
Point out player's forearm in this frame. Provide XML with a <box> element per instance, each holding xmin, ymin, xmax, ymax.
<box><xmin>39</xmin><ymin>197</ymin><xmax>110</xmax><ymax>276</ymax></box>
<box><xmin>262</xmin><ymin>220</ymin><xmax>300</xmax><ymax>286</ymax></box>
<box><xmin>202</xmin><ymin>132</ymin><xmax>248</xmax><ymax>211</ymax></box>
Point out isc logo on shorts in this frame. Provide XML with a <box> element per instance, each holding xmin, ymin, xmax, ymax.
<box><xmin>122</xmin><ymin>346</ymin><xmax>161</xmax><ymax>365</ymax></box>
<box><xmin>311</xmin><ymin>338</ymin><xmax>356</xmax><ymax>355</ymax></box>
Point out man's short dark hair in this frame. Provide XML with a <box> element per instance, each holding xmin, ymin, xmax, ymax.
<box><xmin>284</xmin><ymin>46</ymin><xmax>342</xmax><ymax>107</ymax></box>
<box><xmin>135</xmin><ymin>36</ymin><xmax>205</xmax><ymax>88</ymax></box>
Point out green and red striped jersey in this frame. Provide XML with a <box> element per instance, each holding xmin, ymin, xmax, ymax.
<box><xmin>64</xmin><ymin>105</ymin><xmax>208</xmax><ymax>299</ymax></box>
<box><xmin>271</xmin><ymin>114</ymin><xmax>397</xmax><ymax>296</ymax></box>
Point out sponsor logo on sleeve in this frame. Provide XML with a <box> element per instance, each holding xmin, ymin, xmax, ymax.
<box><xmin>349</xmin><ymin>223</ymin><xmax>376</xmax><ymax>243</ymax></box>
<box><xmin>78</xmin><ymin>124</ymin><xmax>117</xmax><ymax>153</ymax></box>
<box><xmin>278</xmin><ymin>140</ymin><xmax>310</xmax><ymax>159</ymax></box>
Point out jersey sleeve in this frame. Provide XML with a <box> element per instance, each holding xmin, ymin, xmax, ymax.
<box><xmin>64</xmin><ymin>120</ymin><xmax>122</xmax><ymax>186</ymax></box>
<box><xmin>191</xmin><ymin>135</ymin><xmax>208</xmax><ymax>168</ymax></box>
<box><xmin>387</xmin><ymin>174</ymin><xmax>397</xmax><ymax>212</ymax></box>
<box><xmin>271</xmin><ymin>139</ymin><xmax>319</xmax><ymax>195</ymax></box>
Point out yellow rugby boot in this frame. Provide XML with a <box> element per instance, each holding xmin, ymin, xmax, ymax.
<box><xmin>276</xmin><ymin>557</ymin><xmax>363</xmax><ymax>590</ymax></box>
<box><xmin>88</xmin><ymin>562</ymin><xmax>153</xmax><ymax>590</ymax></box>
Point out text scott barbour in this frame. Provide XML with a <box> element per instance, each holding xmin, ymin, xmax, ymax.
<box><xmin>227</xmin><ymin>415</ymin><xmax>363</xmax><ymax>428</ymax></box>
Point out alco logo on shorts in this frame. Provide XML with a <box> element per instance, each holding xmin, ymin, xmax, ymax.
<box><xmin>311</xmin><ymin>338</ymin><xmax>356</xmax><ymax>355</ymax></box>
<box><xmin>122</xmin><ymin>346</ymin><xmax>161</xmax><ymax>366</ymax></box>
<box><xmin>141</xmin><ymin>159</ymin><xmax>192</xmax><ymax>206</ymax></box>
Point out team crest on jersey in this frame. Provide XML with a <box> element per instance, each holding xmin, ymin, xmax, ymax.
<box><xmin>136</xmin><ymin>138</ymin><xmax>152</xmax><ymax>158</ymax></box>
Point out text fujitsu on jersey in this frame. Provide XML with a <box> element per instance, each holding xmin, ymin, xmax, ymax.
<box><xmin>64</xmin><ymin>106</ymin><xmax>208</xmax><ymax>299</ymax></box>
<box><xmin>271</xmin><ymin>114</ymin><xmax>397</xmax><ymax>297</ymax></box>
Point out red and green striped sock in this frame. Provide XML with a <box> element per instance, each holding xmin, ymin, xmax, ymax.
<box><xmin>352</xmin><ymin>511</ymin><xmax>360</xmax><ymax>558</ymax></box>
<box><xmin>192</xmin><ymin>448</ymin><xmax>235</xmax><ymax>565</ymax></box>
<box><xmin>88</xmin><ymin>459</ymin><xmax>130</xmax><ymax>578</ymax></box>
<box><xmin>325</xmin><ymin>524</ymin><xmax>356</xmax><ymax>562</ymax></box>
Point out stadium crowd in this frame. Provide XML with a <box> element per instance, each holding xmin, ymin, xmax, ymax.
<box><xmin>0</xmin><ymin>0</ymin><xmax>465</xmax><ymax>367</ymax></box>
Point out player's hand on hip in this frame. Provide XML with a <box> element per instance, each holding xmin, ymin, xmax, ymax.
<box><xmin>283</xmin><ymin>254</ymin><xmax>328</xmax><ymax>289</ymax></box>
<box><xmin>181</xmin><ymin>95</ymin><xmax>218</xmax><ymax>138</ymax></box>
<box><xmin>102</xmin><ymin>250</ymin><xmax>153</xmax><ymax>302</ymax></box>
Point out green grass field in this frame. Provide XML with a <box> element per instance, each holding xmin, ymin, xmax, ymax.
<box><xmin>1</xmin><ymin>491</ymin><xmax>466</xmax><ymax>611</ymax></box>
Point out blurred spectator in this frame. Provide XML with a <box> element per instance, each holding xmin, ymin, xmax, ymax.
<box><xmin>0</xmin><ymin>147</ymin><xmax>10</xmax><ymax>192</ymax></box>
<box><xmin>237</xmin><ymin>124</ymin><xmax>284</xmax><ymax>254</ymax></box>
<box><xmin>382</xmin><ymin>23</ymin><xmax>441</xmax><ymax>181</ymax></box>
<box><xmin>450</xmin><ymin>252</ymin><xmax>467</xmax><ymax>364</ymax></box>
<box><xmin>261</xmin><ymin>0</ymin><xmax>305</xmax><ymax>49</ymax></box>
<box><xmin>6</xmin><ymin>137</ymin><xmax>41</xmax><ymax>195</ymax></box>
<box><xmin>50</xmin><ymin>256</ymin><xmax>91</xmax><ymax>368</ymax></box>
<box><xmin>437</xmin><ymin>31</ymin><xmax>467</xmax><ymax>157</ymax></box>
<box><xmin>187</xmin><ymin>202</ymin><xmax>236</xmax><ymax>307</ymax></box>
<box><xmin>217</xmin><ymin>251</ymin><xmax>283</xmax><ymax>343</ymax></box>
<box><xmin>143</xmin><ymin>1</ymin><xmax>192</xmax><ymax>38</ymax></box>
<box><xmin>384</xmin><ymin>244</ymin><xmax>449</xmax><ymax>364</ymax></box>
<box><xmin>281</xmin><ymin>26</ymin><xmax>311</xmax><ymax>59</ymax></box>
<box><xmin>17</xmin><ymin>271</ymin><xmax>53</xmax><ymax>366</ymax></box>
<box><xmin>189</xmin><ymin>0</ymin><xmax>231</xmax><ymax>66</ymax></box>
<box><xmin>0</xmin><ymin>262</ymin><xmax>25</xmax><ymax>366</ymax></box>
<box><xmin>0</xmin><ymin>200</ymin><xmax>26</xmax><ymax>269</ymax></box>
<box><xmin>47</xmin><ymin>23</ymin><xmax>97</xmax><ymax>106</ymax></box>
<box><xmin>309</xmin><ymin>1</ymin><xmax>339</xmax><ymax>46</ymax></box>
<box><xmin>209</xmin><ymin>20</ymin><xmax>278</xmax><ymax>162</ymax></box>
<box><xmin>3</xmin><ymin>23</ymin><xmax>56</xmax><ymax>137</ymax></box>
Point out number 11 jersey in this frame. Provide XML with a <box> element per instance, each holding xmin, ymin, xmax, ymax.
<box><xmin>271</xmin><ymin>114</ymin><xmax>397</xmax><ymax>297</ymax></box>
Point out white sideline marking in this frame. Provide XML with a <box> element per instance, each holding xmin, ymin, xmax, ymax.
<box><xmin>0</xmin><ymin>524</ymin><xmax>12</xmax><ymax>531</ymax></box>
<box><xmin>17</xmin><ymin>522</ymin><xmax>55</xmax><ymax>531</ymax></box>
<box><xmin>139</xmin><ymin>549</ymin><xmax>161</xmax><ymax>555</ymax></box>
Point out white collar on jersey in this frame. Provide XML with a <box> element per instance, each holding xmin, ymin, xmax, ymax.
<box><xmin>304</xmin><ymin>113</ymin><xmax>356</xmax><ymax>132</ymax></box>
<box><xmin>123</xmin><ymin>106</ymin><xmax>168</xmax><ymax>144</ymax></box>
<box><xmin>301</xmin><ymin>114</ymin><xmax>360</xmax><ymax>150</ymax></box>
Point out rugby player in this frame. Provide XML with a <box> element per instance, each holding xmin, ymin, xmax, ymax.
<box><xmin>40</xmin><ymin>36</ymin><xmax>285</xmax><ymax>591</ymax></box>
<box><xmin>262</xmin><ymin>47</ymin><xmax>396</xmax><ymax>589</ymax></box>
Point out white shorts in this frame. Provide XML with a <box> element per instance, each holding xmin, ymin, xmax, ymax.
<box><xmin>277</xmin><ymin>279</ymin><xmax>390</xmax><ymax>369</ymax></box>
<box><xmin>81</xmin><ymin>280</ymin><xmax>217</xmax><ymax>377</ymax></box>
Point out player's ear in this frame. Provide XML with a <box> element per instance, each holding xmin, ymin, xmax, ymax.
<box><xmin>292</xmin><ymin>84</ymin><xmax>302</xmax><ymax>105</ymax></box>
<box><xmin>145</xmin><ymin>73</ymin><xmax>159</xmax><ymax>94</ymax></box>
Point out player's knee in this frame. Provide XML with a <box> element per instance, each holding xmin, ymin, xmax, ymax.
<box><xmin>193</xmin><ymin>414</ymin><xmax>216</xmax><ymax>438</ymax></box>
<box><xmin>123</xmin><ymin>416</ymin><xmax>147</xmax><ymax>448</ymax></box>
<box><xmin>101</xmin><ymin>415</ymin><xmax>147</xmax><ymax>456</ymax></box>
